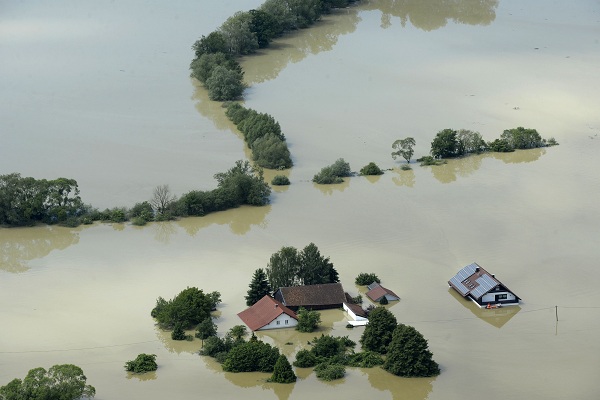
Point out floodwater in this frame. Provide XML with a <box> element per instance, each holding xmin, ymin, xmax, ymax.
<box><xmin>1</xmin><ymin>1</ymin><xmax>600</xmax><ymax>399</ymax></box>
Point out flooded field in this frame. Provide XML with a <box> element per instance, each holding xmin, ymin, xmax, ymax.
<box><xmin>1</xmin><ymin>1</ymin><xmax>600</xmax><ymax>399</ymax></box>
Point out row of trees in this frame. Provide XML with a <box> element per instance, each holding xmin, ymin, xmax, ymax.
<box><xmin>225</xmin><ymin>103</ymin><xmax>292</xmax><ymax>169</ymax></box>
<box><xmin>392</xmin><ymin>127</ymin><xmax>558</xmax><ymax>167</ymax></box>
<box><xmin>360</xmin><ymin>307</ymin><xmax>440</xmax><ymax>377</ymax></box>
<box><xmin>190</xmin><ymin>1</ymin><xmax>359</xmax><ymax>101</ymax></box>
<box><xmin>0</xmin><ymin>160</ymin><xmax>271</xmax><ymax>228</ymax></box>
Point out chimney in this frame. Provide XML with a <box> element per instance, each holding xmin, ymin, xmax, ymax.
<box><xmin>475</xmin><ymin>267</ymin><xmax>480</xmax><ymax>273</ymax></box>
<box><xmin>274</xmin><ymin>304</ymin><xmax>278</xmax><ymax>308</ymax></box>
<box><xmin>492</xmin><ymin>274</ymin><xmax>495</xmax><ymax>278</ymax></box>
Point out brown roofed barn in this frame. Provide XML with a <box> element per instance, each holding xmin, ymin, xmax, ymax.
<box><xmin>273</xmin><ymin>282</ymin><xmax>346</xmax><ymax>310</ymax></box>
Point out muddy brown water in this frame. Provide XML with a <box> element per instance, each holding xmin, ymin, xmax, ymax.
<box><xmin>1</xmin><ymin>1</ymin><xmax>600</xmax><ymax>399</ymax></box>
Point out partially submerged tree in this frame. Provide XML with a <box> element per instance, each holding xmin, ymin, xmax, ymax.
<box><xmin>125</xmin><ymin>354</ymin><xmax>158</xmax><ymax>374</ymax></box>
<box><xmin>245</xmin><ymin>268</ymin><xmax>272</xmax><ymax>306</ymax></box>
<box><xmin>0</xmin><ymin>364</ymin><xmax>96</xmax><ymax>400</ymax></box>
<box><xmin>266</xmin><ymin>246</ymin><xmax>301</xmax><ymax>289</ymax></box>
<box><xmin>150</xmin><ymin>184</ymin><xmax>176</xmax><ymax>216</ymax></box>
<box><xmin>359</xmin><ymin>307</ymin><xmax>398</xmax><ymax>353</ymax></box>
<box><xmin>355</xmin><ymin>272</ymin><xmax>380</xmax><ymax>286</ymax></box>
<box><xmin>383</xmin><ymin>324</ymin><xmax>440</xmax><ymax>377</ymax></box>
<box><xmin>430</xmin><ymin>129</ymin><xmax>459</xmax><ymax>159</ymax></box>
<box><xmin>391</xmin><ymin>137</ymin><xmax>416</xmax><ymax>163</ymax></box>
<box><xmin>269</xmin><ymin>355</ymin><xmax>297</xmax><ymax>383</ymax></box>
<box><xmin>296</xmin><ymin>307</ymin><xmax>321</xmax><ymax>333</ymax></box>
<box><xmin>151</xmin><ymin>287</ymin><xmax>215</xmax><ymax>330</ymax></box>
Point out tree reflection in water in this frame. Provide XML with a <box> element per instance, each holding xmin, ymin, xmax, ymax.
<box><xmin>392</xmin><ymin>167</ymin><xmax>416</xmax><ymax>187</ymax></box>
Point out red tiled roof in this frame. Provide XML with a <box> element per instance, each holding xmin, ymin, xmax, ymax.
<box><xmin>366</xmin><ymin>283</ymin><xmax>400</xmax><ymax>302</ymax></box>
<box><xmin>276</xmin><ymin>283</ymin><xmax>346</xmax><ymax>308</ymax></box>
<box><xmin>237</xmin><ymin>295</ymin><xmax>297</xmax><ymax>331</ymax></box>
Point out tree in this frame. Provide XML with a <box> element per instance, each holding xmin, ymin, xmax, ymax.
<box><xmin>355</xmin><ymin>272</ymin><xmax>380</xmax><ymax>286</ymax></box>
<box><xmin>312</xmin><ymin>158</ymin><xmax>351</xmax><ymax>184</ymax></box>
<box><xmin>269</xmin><ymin>355</ymin><xmax>297</xmax><ymax>383</ymax></box>
<box><xmin>265</xmin><ymin>246</ymin><xmax>301</xmax><ymax>289</ymax></box>
<box><xmin>228</xmin><ymin>325</ymin><xmax>248</xmax><ymax>340</ymax></box>
<box><xmin>487</xmin><ymin>138</ymin><xmax>514</xmax><ymax>152</ymax></box>
<box><xmin>249</xmin><ymin>9</ymin><xmax>282</xmax><ymax>48</ymax></box>
<box><xmin>0</xmin><ymin>364</ymin><xmax>96</xmax><ymax>400</ymax></box>
<box><xmin>314</xmin><ymin>362</ymin><xmax>345</xmax><ymax>381</ymax></box>
<box><xmin>219</xmin><ymin>11</ymin><xmax>259</xmax><ymax>55</ymax></box>
<box><xmin>500</xmin><ymin>126</ymin><xmax>544</xmax><ymax>149</ymax></box>
<box><xmin>222</xmin><ymin>339</ymin><xmax>280</xmax><ymax>373</ymax></box>
<box><xmin>125</xmin><ymin>354</ymin><xmax>158</xmax><ymax>374</ymax></box>
<box><xmin>190</xmin><ymin>52</ymin><xmax>242</xmax><ymax>84</ymax></box>
<box><xmin>456</xmin><ymin>129</ymin><xmax>486</xmax><ymax>155</ymax></box>
<box><xmin>391</xmin><ymin>137</ymin><xmax>416</xmax><ymax>163</ymax></box>
<box><xmin>205</xmin><ymin>65</ymin><xmax>245</xmax><ymax>101</ymax></box>
<box><xmin>360</xmin><ymin>162</ymin><xmax>383</xmax><ymax>176</ymax></box>
<box><xmin>192</xmin><ymin>31</ymin><xmax>228</xmax><ymax>58</ymax></box>
<box><xmin>359</xmin><ymin>307</ymin><xmax>398</xmax><ymax>353</ymax></box>
<box><xmin>383</xmin><ymin>324</ymin><xmax>440</xmax><ymax>377</ymax></box>
<box><xmin>151</xmin><ymin>287</ymin><xmax>213</xmax><ymax>329</ymax></box>
<box><xmin>293</xmin><ymin>349</ymin><xmax>318</xmax><ymax>367</ymax></box>
<box><xmin>213</xmin><ymin>160</ymin><xmax>271</xmax><ymax>207</ymax></box>
<box><xmin>171</xmin><ymin>322</ymin><xmax>187</xmax><ymax>340</ymax></box>
<box><xmin>150</xmin><ymin>184</ymin><xmax>176</xmax><ymax>216</ymax></box>
<box><xmin>430</xmin><ymin>128</ymin><xmax>459</xmax><ymax>158</ymax></box>
<box><xmin>245</xmin><ymin>268</ymin><xmax>272</xmax><ymax>306</ymax></box>
<box><xmin>271</xmin><ymin>175</ymin><xmax>290</xmax><ymax>186</ymax></box>
<box><xmin>296</xmin><ymin>307</ymin><xmax>321</xmax><ymax>333</ymax></box>
<box><xmin>195</xmin><ymin>318</ymin><xmax>217</xmax><ymax>340</ymax></box>
<box><xmin>298</xmin><ymin>243</ymin><xmax>338</xmax><ymax>285</ymax></box>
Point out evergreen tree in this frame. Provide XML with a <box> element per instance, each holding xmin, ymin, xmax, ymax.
<box><xmin>269</xmin><ymin>355</ymin><xmax>297</xmax><ymax>383</ymax></box>
<box><xmin>359</xmin><ymin>307</ymin><xmax>397</xmax><ymax>354</ymax></box>
<box><xmin>383</xmin><ymin>324</ymin><xmax>440</xmax><ymax>377</ymax></box>
<box><xmin>245</xmin><ymin>268</ymin><xmax>272</xmax><ymax>306</ymax></box>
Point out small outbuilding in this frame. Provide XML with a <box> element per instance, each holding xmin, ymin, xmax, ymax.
<box><xmin>343</xmin><ymin>302</ymin><xmax>368</xmax><ymax>321</ymax></box>
<box><xmin>237</xmin><ymin>295</ymin><xmax>298</xmax><ymax>331</ymax></box>
<box><xmin>366</xmin><ymin>282</ymin><xmax>400</xmax><ymax>302</ymax></box>
<box><xmin>273</xmin><ymin>282</ymin><xmax>346</xmax><ymax>311</ymax></box>
<box><xmin>448</xmin><ymin>262</ymin><xmax>521</xmax><ymax>308</ymax></box>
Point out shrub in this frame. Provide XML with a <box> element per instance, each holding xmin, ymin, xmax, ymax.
<box><xmin>125</xmin><ymin>354</ymin><xmax>158</xmax><ymax>373</ymax></box>
<box><xmin>360</xmin><ymin>162</ymin><xmax>383</xmax><ymax>176</ymax></box>
<box><xmin>487</xmin><ymin>138</ymin><xmax>514</xmax><ymax>153</ymax></box>
<box><xmin>347</xmin><ymin>351</ymin><xmax>384</xmax><ymax>368</ymax></box>
<box><xmin>313</xmin><ymin>158</ymin><xmax>351</xmax><ymax>184</ymax></box>
<box><xmin>296</xmin><ymin>308</ymin><xmax>321</xmax><ymax>333</ymax></box>
<box><xmin>352</xmin><ymin>294</ymin><xmax>363</xmax><ymax>304</ymax></box>
<box><xmin>205</xmin><ymin>65</ymin><xmax>245</xmax><ymax>101</ymax></box>
<box><xmin>355</xmin><ymin>273</ymin><xmax>380</xmax><ymax>286</ymax></box>
<box><xmin>314</xmin><ymin>362</ymin><xmax>345</xmax><ymax>381</ymax></box>
<box><xmin>171</xmin><ymin>322</ymin><xmax>187</xmax><ymax>340</ymax></box>
<box><xmin>222</xmin><ymin>339</ymin><xmax>280</xmax><ymax>372</ymax></box>
<box><xmin>293</xmin><ymin>349</ymin><xmax>318</xmax><ymax>367</ymax></box>
<box><xmin>195</xmin><ymin>318</ymin><xmax>217</xmax><ymax>340</ymax></box>
<box><xmin>546</xmin><ymin>137</ymin><xmax>559</xmax><ymax>146</ymax></box>
<box><xmin>271</xmin><ymin>175</ymin><xmax>290</xmax><ymax>186</ymax></box>
<box><xmin>151</xmin><ymin>287</ymin><xmax>214</xmax><ymax>330</ymax></box>
<box><xmin>417</xmin><ymin>156</ymin><xmax>446</xmax><ymax>166</ymax></box>
<box><xmin>269</xmin><ymin>355</ymin><xmax>296</xmax><ymax>383</ymax></box>
<box><xmin>131</xmin><ymin>217</ymin><xmax>147</xmax><ymax>226</ymax></box>
<box><xmin>400</xmin><ymin>164</ymin><xmax>412</xmax><ymax>171</ymax></box>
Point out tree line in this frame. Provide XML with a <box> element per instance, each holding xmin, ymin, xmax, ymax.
<box><xmin>0</xmin><ymin>160</ymin><xmax>270</xmax><ymax>228</ymax></box>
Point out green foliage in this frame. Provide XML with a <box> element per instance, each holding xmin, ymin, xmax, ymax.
<box><xmin>296</xmin><ymin>307</ymin><xmax>321</xmax><ymax>333</ymax></box>
<box><xmin>171</xmin><ymin>322</ymin><xmax>187</xmax><ymax>340</ymax></box>
<box><xmin>383</xmin><ymin>324</ymin><xmax>440</xmax><ymax>377</ymax></box>
<box><xmin>245</xmin><ymin>268</ymin><xmax>272</xmax><ymax>306</ymax></box>
<box><xmin>109</xmin><ymin>208</ymin><xmax>127</xmax><ymax>223</ymax></box>
<box><xmin>487</xmin><ymin>138</ymin><xmax>514</xmax><ymax>153</ymax></box>
<box><xmin>266</xmin><ymin>243</ymin><xmax>339</xmax><ymax>289</ymax></box>
<box><xmin>228</xmin><ymin>325</ymin><xmax>248</xmax><ymax>340</ymax></box>
<box><xmin>249</xmin><ymin>9</ymin><xmax>282</xmax><ymax>47</ymax></box>
<box><xmin>222</xmin><ymin>339</ymin><xmax>280</xmax><ymax>373</ymax></box>
<box><xmin>195</xmin><ymin>318</ymin><xmax>217</xmax><ymax>340</ymax></box>
<box><xmin>200</xmin><ymin>336</ymin><xmax>233</xmax><ymax>357</ymax></box>
<box><xmin>313</xmin><ymin>158</ymin><xmax>351</xmax><ymax>184</ymax></box>
<box><xmin>360</xmin><ymin>162</ymin><xmax>383</xmax><ymax>176</ymax></box>
<box><xmin>430</xmin><ymin>128</ymin><xmax>459</xmax><ymax>158</ymax></box>
<box><xmin>391</xmin><ymin>137</ymin><xmax>416</xmax><ymax>163</ymax></box>
<box><xmin>417</xmin><ymin>156</ymin><xmax>446</xmax><ymax>166</ymax></box>
<box><xmin>379</xmin><ymin>296</ymin><xmax>389</xmax><ymax>305</ymax></box>
<box><xmin>125</xmin><ymin>354</ymin><xmax>158</xmax><ymax>374</ymax></box>
<box><xmin>151</xmin><ymin>287</ymin><xmax>214</xmax><ymax>330</ymax></box>
<box><xmin>456</xmin><ymin>129</ymin><xmax>486</xmax><ymax>155</ymax></box>
<box><xmin>271</xmin><ymin>175</ymin><xmax>290</xmax><ymax>186</ymax></box>
<box><xmin>190</xmin><ymin>52</ymin><xmax>242</xmax><ymax>84</ymax></box>
<box><xmin>213</xmin><ymin>160</ymin><xmax>271</xmax><ymax>207</ymax></box>
<box><xmin>269</xmin><ymin>355</ymin><xmax>297</xmax><ymax>383</ymax></box>
<box><xmin>0</xmin><ymin>173</ymin><xmax>84</xmax><ymax>227</ymax></box>
<box><xmin>252</xmin><ymin>132</ymin><xmax>293</xmax><ymax>169</ymax></box>
<box><xmin>500</xmin><ymin>126</ymin><xmax>544</xmax><ymax>149</ymax></box>
<box><xmin>400</xmin><ymin>164</ymin><xmax>412</xmax><ymax>170</ymax></box>
<box><xmin>0</xmin><ymin>364</ymin><xmax>96</xmax><ymax>400</ymax></box>
<box><xmin>293</xmin><ymin>349</ymin><xmax>318</xmax><ymax>367</ymax></box>
<box><xmin>351</xmin><ymin>294</ymin><xmax>363</xmax><ymax>304</ymax></box>
<box><xmin>311</xmin><ymin>334</ymin><xmax>354</xmax><ymax>358</ymax></box>
<box><xmin>192</xmin><ymin>31</ymin><xmax>228</xmax><ymax>58</ymax></box>
<box><xmin>546</xmin><ymin>137</ymin><xmax>559</xmax><ymax>146</ymax></box>
<box><xmin>355</xmin><ymin>272</ymin><xmax>380</xmax><ymax>286</ymax></box>
<box><xmin>314</xmin><ymin>362</ymin><xmax>345</xmax><ymax>381</ymax></box>
<box><xmin>219</xmin><ymin>11</ymin><xmax>259</xmax><ymax>56</ymax></box>
<box><xmin>205</xmin><ymin>65</ymin><xmax>245</xmax><ymax>101</ymax></box>
<box><xmin>360</xmin><ymin>307</ymin><xmax>398</xmax><ymax>354</ymax></box>
<box><xmin>346</xmin><ymin>351</ymin><xmax>384</xmax><ymax>368</ymax></box>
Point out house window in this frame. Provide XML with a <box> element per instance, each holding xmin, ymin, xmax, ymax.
<box><xmin>496</xmin><ymin>293</ymin><xmax>507</xmax><ymax>300</ymax></box>
<box><xmin>276</xmin><ymin>320</ymin><xmax>280</xmax><ymax>325</ymax></box>
<box><xmin>285</xmin><ymin>320</ymin><xmax>288</xmax><ymax>325</ymax></box>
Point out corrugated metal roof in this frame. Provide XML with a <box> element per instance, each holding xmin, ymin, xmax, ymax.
<box><xmin>471</xmin><ymin>274</ymin><xmax>498</xmax><ymax>299</ymax></box>
<box><xmin>448</xmin><ymin>263</ymin><xmax>478</xmax><ymax>296</ymax></box>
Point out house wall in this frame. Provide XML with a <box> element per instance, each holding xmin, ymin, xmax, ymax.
<box><xmin>257</xmin><ymin>313</ymin><xmax>298</xmax><ymax>331</ymax></box>
<box><xmin>481</xmin><ymin>291</ymin><xmax>517</xmax><ymax>303</ymax></box>
<box><xmin>343</xmin><ymin>303</ymin><xmax>367</xmax><ymax>321</ymax></box>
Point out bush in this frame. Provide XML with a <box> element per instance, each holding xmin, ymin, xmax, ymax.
<box><xmin>293</xmin><ymin>349</ymin><xmax>318</xmax><ymax>367</ymax></box>
<box><xmin>400</xmin><ymin>164</ymin><xmax>412</xmax><ymax>171</ymax></box>
<box><xmin>417</xmin><ymin>156</ymin><xmax>446</xmax><ymax>166</ymax></box>
<box><xmin>131</xmin><ymin>217</ymin><xmax>147</xmax><ymax>226</ymax></box>
<box><xmin>125</xmin><ymin>354</ymin><xmax>158</xmax><ymax>373</ymax></box>
<box><xmin>347</xmin><ymin>351</ymin><xmax>384</xmax><ymax>368</ymax></box>
<box><xmin>546</xmin><ymin>137</ymin><xmax>559</xmax><ymax>146</ymax></box>
<box><xmin>171</xmin><ymin>322</ymin><xmax>187</xmax><ymax>340</ymax></box>
<box><xmin>360</xmin><ymin>162</ymin><xmax>383</xmax><ymax>176</ymax></box>
<box><xmin>314</xmin><ymin>362</ymin><xmax>345</xmax><ymax>381</ymax></box>
<box><xmin>269</xmin><ymin>355</ymin><xmax>297</xmax><ymax>383</ymax></box>
<box><xmin>296</xmin><ymin>308</ymin><xmax>321</xmax><ymax>333</ymax></box>
<box><xmin>196</xmin><ymin>318</ymin><xmax>217</xmax><ymax>340</ymax></box>
<box><xmin>271</xmin><ymin>175</ymin><xmax>290</xmax><ymax>186</ymax></box>
<box><xmin>487</xmin><ymin>138</ymin><xmax>514</xmax><ymax>153</ymax></box>
<box><xmin>205</xmin><ymin>65</ymin><xmax>245</xmax><ymax>101</ymax></box>
<box><xmin>222</xmin><ymin>339</ymin><xmax>280</xmax><ymax>373</ymax></box>
<box><xmin>355</xmin><ymin>273</ymin><xmax>380</xmax><ymax>286</ymax></box>
<box><xmin>151</xmin><ymin>287</ymin><xmax>215</xmax><ymax>330</ymax></box>
<box><xmin>351</xmin><ymin>294</ymin><xmax>363</xmax><ymax>304</ymax></box>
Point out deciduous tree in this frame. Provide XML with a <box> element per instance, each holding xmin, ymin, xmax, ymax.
<box><xmin>266</xmin><ymin>246</ymin><xmax>301</xmax><ymax>289</ymax></box>
<box><xmin>383</xmin><ymin>324</ymin><xmax>440</xmax><ymax>377</ymax></box>
<box><xmin>296</xmin><ymin>307</ymin><xmax>321</xmax><ymax>333</ymax></box>
<box><xmin>391</xmin><ymin>137</ymin><xmax>416</xmax><ymax>163</ymax></box>
<box><xmin>359</xmin><ymin>307</ymin><xmax>397</xmax><ymax>353</ymax></box>
<box><xmin>430</xmin><ymin>129</ymin><xmax>459</xmax><ymax>158</ymax></box>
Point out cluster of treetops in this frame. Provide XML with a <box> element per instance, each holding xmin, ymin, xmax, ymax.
<box><xmin>190</xmin><ymin>0</ymin><xmax>360</xmax><ymax>171</ymax></box>
<box><xmin>146</xmin><ymin>242</ymin><xmax>438</xmax><ymax>383</ymax></box>
<box><xmin>0</xmin><ymin>160</ymin><xmax>269</xmax><ymax>227</ymax></box>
